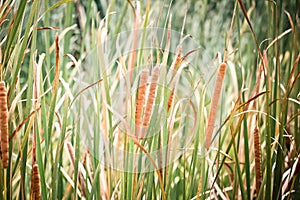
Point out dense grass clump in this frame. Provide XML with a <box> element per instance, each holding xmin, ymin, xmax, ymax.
<box><xmin>0</xmin><ymin>0</ymin><xmax>299</xmax><ymax>199</ymax></box>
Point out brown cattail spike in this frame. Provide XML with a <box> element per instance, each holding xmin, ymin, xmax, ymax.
<box><xmin>205</xmin><ymin>63</ymin><xmax>226</xmax><ymax>149</ymax></box>
<box><xmin>253</xmin><ymin>127</ymin><xmax>262</xmax><ymax>193</ymax></box>
<box><xmin>143</xmin><ymin>66</ymin><xmax>160</xmax><ymax>127</ymax></box>
<box><xmin>31</xmin><ymin>164</ymin><xmax>41</xmax><ymax>200</ymax></box>
<box><xmin>167</xmin><ymin>48</ymin><xmax>182</xmax><ymax>112</ymax></box>
<box><xmin>0</xmin><ymin>135</ymin><xmax>2</xmax><ymax>160</ymax></box>
<box><xmin>167</xmin><ymin>89</ymin><xmax>175</xmax><ymax>111</ymax></box>
<box><xmin>0</xmin><ymin>81</ymin><xmax>9</xmax><ymax>168</ymax></box>
<box><xmin>135</xmin><ymin>70</ymin><xmax>149</xmax><ymax>137</ymax></box>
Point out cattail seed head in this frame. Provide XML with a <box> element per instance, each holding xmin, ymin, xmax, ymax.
<box><xmin>167</xmin><ymin>89</ymin><xmax>175</xmax><ymax>112</ymax></box>
<box><xmin>0</xmin><ymin>81</ymin><xmax>9</xmax><ymax>168</ymax></box>
<box><xmin>143</xmin><ymin>66</ymin><xmax>160</xmax><ymax>127</ymax></box>
<box><xmin>253</xmin><ymin>127</ymin><xmax>262</xmax><ymax>193</ymax></box>
<box><xmin>205</xmin><ymin>63</ymin><xmax>226</xmax><ymax>149</ymax></box>
<box><xmin>135</xmin><ymin>70</ymin><xmax>149</xmax><ymax>137</ymax></box>
<box><xmin>31</xmin><ymin>164</ymin><xmax>41</xmax><ymax>200</ymax></box>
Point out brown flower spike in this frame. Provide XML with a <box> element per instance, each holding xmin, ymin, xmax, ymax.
<box><xmin>0</xmin><ymin>81</ymin><xmax>9</xmax><ymax>168</ymax></box>
<box><xmin>135</xmin><ymin>69</ymin><xmax>149</xmax><ymax>137</ymax></box>
<box><xmin>143</xmin><ymin>66</ymin><xmax>160</xmax><ymax>127</ymax></box>
<box><xmin>31</xmin><ymin>164</ymin><xmax>41</xmax><ymax>200</ymax></box>
<box><xmin>205</xmin><ymin>63</ymin><xmax>226</xmax><ymax>149</ymax></box>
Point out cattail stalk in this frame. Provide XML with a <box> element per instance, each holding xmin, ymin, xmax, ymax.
<box><xmin>253</xmin><ymin>127</ymin><xmax>262</xmax><ymax>193</ymax></box>
<box><xmin>205</xmin><ymin>63</ymin><xmax>226</xmax><ymax>149</ymax></box>
<box><xmin>0</xmin><ymin>81</ymin><xmax>9</xmax><ymax>168</ymax></box>
<box><xmin>143</xmin><ymin>66</ymin><xmax>160</xmax><ymax>127</ymax></box>
<box><xmin>31</xmin><ymin>164</ymin><xmax>41</xmax><ymax>200</ymax></box>
<box><xmin>135</xmin><ymin>70</ymin><xmax>149</xmax><ymax>137</ymax></box>
<box><xmin>128</xmin><ymin>0</ymin><xmax>140</xmax><ymax>82</ymax></box>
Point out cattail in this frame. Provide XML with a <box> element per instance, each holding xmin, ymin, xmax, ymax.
<box><xmin>135</xmin><ymin>70</ymin><xmax>149</xmax><ymax>137</ymax></box>
<box><xmin>205</xmin><ymin>63</ymin><xmax>226</xmax><ymax>149</ymax></box>
<box><xmin>31</xmin><ymin>164</ymin><xmax>41</xmax><ymax>200</ymax></box>
<box><xmin>0</xmin><ymin>128</ymin><xmax>1</xmax><ymax>159</ymax></box>
<box><xmin>167</xmin><ymin>48</ymin><xmax>182</xmax><ymax>112</ymax></box>
<box><xmin>53</xmin><ymin>33</ymin><xmax>60</xmax><ymax>94</ymax></box>
<box><xmin>167</xmin><ymin>89</ymin><xmax>175</xmax><ymax>111</ymax></box>
<box><xmin>0</xmin><ymin>81</ymin><xmax>9</xmax><ymax>168</ymax></box>
<box><xmin>253</xmin><ymin>127</ymin><xmax>262</xmax><ymax>192</ymax></box>
<box><xmin>171</xmin><ymin>46</ymin><xmax>182</xmax><ymax>71</ymax></box>
<box><xmin>143</xmin><ymin>66</ymin><xmax>160</xmax><ymax>127</ymax></box>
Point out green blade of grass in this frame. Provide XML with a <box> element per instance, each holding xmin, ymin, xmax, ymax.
<box><xmin>46</xmin><ymin>33</ymin><xmax>60</xmax><ymax>170</ymax></box>
<box><xmin>242</xmin><ymin>95</ymin><xmax>251</xmax><ymax>199</ymax></box>
<box><xmin>74</xmin><ymin>120</ymin><xmax>81</xmax><ymax>199</ymax></box>
<box><xmin>232</xmin><ymin>127</ymin><xmax>246</xmax><ymax>200</ymax></box>
<box><xmin>52</xmin><ymin>94</ymin><xmax>69</xmax><ymax>199</ymax></box>
<box><xmin>9</xmin><ymin>1</ymin><xmax>34</xmax><ymax>100</ymax></box>
<box><xmin>62</xmin><ymin>1</ymin><xmax>74</xmax><ymax>79</ymax></box>
<box><xmin>35</xmin><ymin>115</ymin><xmax>48</xmax><ymax>200</ymax></box>
<box><xmin>2</xmin><ymin>0</ymin><xmax>27</xmax><ymax>72</ymax></box>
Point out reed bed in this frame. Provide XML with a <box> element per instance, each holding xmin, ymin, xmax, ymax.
<box><xmin>0</xmin><ymin>0</ymin><xmax>299</xmax><ymax>199</ymax></box>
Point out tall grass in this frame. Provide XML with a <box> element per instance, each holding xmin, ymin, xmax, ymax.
<box><xmin>0</xmin><ymin>0</ymin><xmax>299</xmax><ymax>199</ymax></box>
